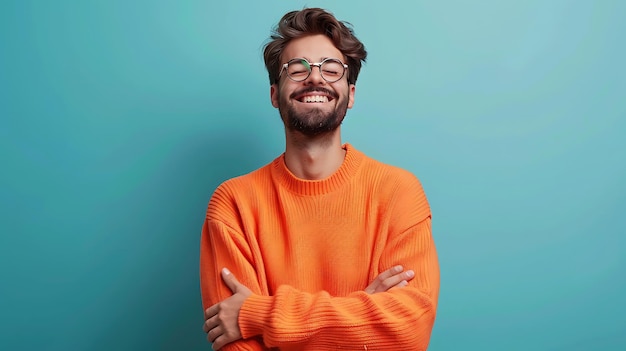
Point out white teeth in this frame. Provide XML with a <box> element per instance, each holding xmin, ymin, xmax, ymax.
<box><xmin>303</xmin><ymin>95</ymin><xmax>329</xmax><ymax>103</ymax></box>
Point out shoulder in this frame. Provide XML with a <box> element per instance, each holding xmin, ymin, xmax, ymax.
<box><xmin>359</xmin><ymin>152</ymin><xmax>426</xmax><ymax>196</ymax></box>
<box><xmin>357</xmin><ymin>150</ymin><xmax>431</xmax><ymax>222</ymax></box>
<box><xmin>206</xmin><ymin>161</ymin><xmax>273</xmax><ymax>221</ymax></box>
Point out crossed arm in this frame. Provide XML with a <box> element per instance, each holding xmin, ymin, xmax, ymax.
<box><xmin>204</xmin><ymin>265</ymin><xmax>416</xmax><ymax>350</ymax></box>
<box><xmin>200</xmin><ymin>216</ymin><xmax>438</xmax><ymax>350</ymax></box>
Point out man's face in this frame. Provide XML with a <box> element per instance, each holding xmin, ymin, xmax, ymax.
<box><xmin>270</xmin><ymin>34</ymin><xmax>356</xmax><ymax>136</ymax></box>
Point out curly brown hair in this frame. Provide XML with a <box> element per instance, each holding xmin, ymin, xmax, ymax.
<box><xmin>263</xmin><ymin>8</ymin><xmax>367</xmax><ymax>86</ymax></box>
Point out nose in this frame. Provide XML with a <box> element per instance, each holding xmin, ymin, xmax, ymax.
<box><xmin>305</xmin><ymin>65</ymin><xmax>325</xmax><ymax>85</ymax></box>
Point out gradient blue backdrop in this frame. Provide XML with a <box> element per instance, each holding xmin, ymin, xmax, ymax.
<box><xmin>1</xmin><ymin>1</ymin><xmax>624</xmax><ymax>350</ymax></box>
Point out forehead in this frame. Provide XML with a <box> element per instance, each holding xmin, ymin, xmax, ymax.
<box><xmin>281</xmin><ymin>34</ymin><xmax>345</xmax><ymax>63</ymax></box>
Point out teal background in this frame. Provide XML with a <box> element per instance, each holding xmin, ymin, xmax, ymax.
<box><xmin>1</xmin><ymin>0</ymin><xmax>624</xmax><ymax>350</ymax></box>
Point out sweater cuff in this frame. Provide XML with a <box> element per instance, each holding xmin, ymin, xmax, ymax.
<box><xmin>239</xmin><ymin>294</ymin><xmax>272</xmax><ymax>339</ymax></box>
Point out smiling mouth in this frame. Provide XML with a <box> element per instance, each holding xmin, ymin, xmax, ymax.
<box><xmin>292</xmin><ymin>88</ymin><xmax>336</xmax><ymax>103</ymax></box>
<box><xmin>298</xmin><ymin>95</ymin><xmax>332</xmax><ymax>103</ymax></box>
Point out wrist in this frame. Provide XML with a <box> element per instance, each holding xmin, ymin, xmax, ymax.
<box><xmin>238</xmin><ymin>293</ymin><xmax>272</xmax><ymax>339</ymax></box>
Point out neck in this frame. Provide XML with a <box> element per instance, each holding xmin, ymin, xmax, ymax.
<box><xmin>284</xmin><ymin>128</ymin><xmax>346</xmax><ymax>180</ymax></box>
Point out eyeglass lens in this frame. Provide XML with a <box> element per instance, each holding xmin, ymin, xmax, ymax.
<box><xmin>287</xmin><ymin>59</ymin><xmax>345</xmax><ymax>82</ymax></box>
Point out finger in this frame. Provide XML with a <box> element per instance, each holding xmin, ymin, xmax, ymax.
<box><xmin>221</xmin><ymin>267</ymin><xmax>241</xmax><ymax>293</ymax></box>
<box><xmin>203</xmin><ymin>320</ymin><xmax>209</xmax><ymax>334</ymax></box>
<box><xmin>364</xmin><ymin>265</ymin><xmax>403</xmax><ymax>293</ymax></box>
<box><xmin>393</xmin><ymin>280</ymin><xmax>409</xmax><ymax>289</ymax></box>
<box><xmin>212</xmin><ymin>333</ymin><xmax>239</xmax><ymax>351</ymax></box>
<box><xmin>205</xmin><ymin>304</ymin><xmax>218</xmax><ymax>320</ymax></box>
<box><xmin>212</xmin><ymin>334</ymin><xmax>228</xmax><ymax>351</ymax></box>
<box><xmin>203</xmin><ymin>314</ymin><xmax>219</xmax><ymax>333</ymax></box>
<box><xmin>378</xmin><ymin>265</ymin><xmax>403</xmax><ymax>281</ymax></box>
<box><xmin>207</xmin><ymin>324</ymin><xmax>223</xmax><ymax>343</ymax></box>
<box><xmin>375</xmin><ymin>270</ymin><xmax>415</xmax><ymax>293</ymax></box>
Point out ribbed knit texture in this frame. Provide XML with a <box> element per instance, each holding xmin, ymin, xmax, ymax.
<box><xmin>200</xmin><ymin>144</ymin><xmax>440</xmax><ymax>351</ymax></box>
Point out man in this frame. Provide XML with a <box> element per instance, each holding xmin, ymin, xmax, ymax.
<box><xmin>200</xmin><ymin>8</ymin><xmax>439</xmax><ymax>351</ymax></box>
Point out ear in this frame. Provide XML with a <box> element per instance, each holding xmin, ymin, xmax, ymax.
<box><xmin>347</xmin><ymin>84</ymin><xmax>356</xmax><ymax>109</ymax></box>
<box><xmin>270</xmin><ymin>84</ymin><xmax>279</xmax><ymax>108</ymax></box>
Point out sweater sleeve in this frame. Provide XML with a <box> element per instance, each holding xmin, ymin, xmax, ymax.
<box><xmin>237</xmin><ymin>217</ymin><xmax>438</xmax><ymax>350</ymax></box>
<box><xmin>200</xmin><ymin>218</ymin><xmax>269</xmax><ymax>351</ymax></box>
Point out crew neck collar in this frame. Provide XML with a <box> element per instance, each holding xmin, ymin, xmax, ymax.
<box><xmin>271</xmin><ymin>143</ymin><xmax>363</xmax><ymax>196</ymax></box>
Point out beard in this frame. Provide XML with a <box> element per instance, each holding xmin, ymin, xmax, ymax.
<box><xmin>278</xmin><ymin>87</ymin><xmax>349</xmax><ymax>137</ymax></box>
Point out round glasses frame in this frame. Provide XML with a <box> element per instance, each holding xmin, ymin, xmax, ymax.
<box><xmin>279</xmin><ymin>58</ymin><xmax>349</xmax><ymax>83</ymax></box>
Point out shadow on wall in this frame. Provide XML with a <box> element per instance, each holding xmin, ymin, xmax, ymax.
<box><xmin>156</xmin><ymin>127</ymin><xmax>269</xmax><ymax>351</ymax></box>
<box><xmin>88</xmin><ymin>126</ymin><xmax>270</xmax><ymax>351</ymax></box>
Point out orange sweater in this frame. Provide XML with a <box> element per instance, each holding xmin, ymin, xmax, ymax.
<box><xmin>200</xmin><ymin>144</ymin><xmax>440</xmax><ymax>351</ymax></box>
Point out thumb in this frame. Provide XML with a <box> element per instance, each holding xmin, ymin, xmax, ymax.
<box><xmin>221</xmin><ymin>267</ymin><xmax>241</xmax><ymax>293</ymax></box>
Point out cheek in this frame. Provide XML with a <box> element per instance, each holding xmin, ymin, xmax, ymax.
<box><xmin>271</xmin><ymin>85</ymin><xmax>289</xmax><ymax>108</ymax></box>
<box><xmin>277</xmin><ymin>85</ymin><xmax>290</xmax><ymax>98</ymax></box>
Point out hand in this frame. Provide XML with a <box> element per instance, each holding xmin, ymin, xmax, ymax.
<box><xmin>203</xmin><ymin>268</ymin><xmax>252</xmax><ymax>350</ymax></box>
<box><xmin>364</xmin><ymin>265</ymin><xmax>415</xmax><ymax>294</ymax></box>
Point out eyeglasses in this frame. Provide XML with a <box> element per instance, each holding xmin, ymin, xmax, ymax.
<box><xmin>279</xmin><ymin>58</ymin><xmax>348</xmax><ymax>83</ymax></box>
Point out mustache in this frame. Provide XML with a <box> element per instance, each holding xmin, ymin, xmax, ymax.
<box><xmin>290</xmin><ymin>87</ymin><xmax>338</xmax><ymax>99</ymax></box>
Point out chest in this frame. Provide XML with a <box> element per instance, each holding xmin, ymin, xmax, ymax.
<box><xmin>247</xmin><ymin>191</ymin><xmax>390</xmax><ymax>295</ymax></box>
